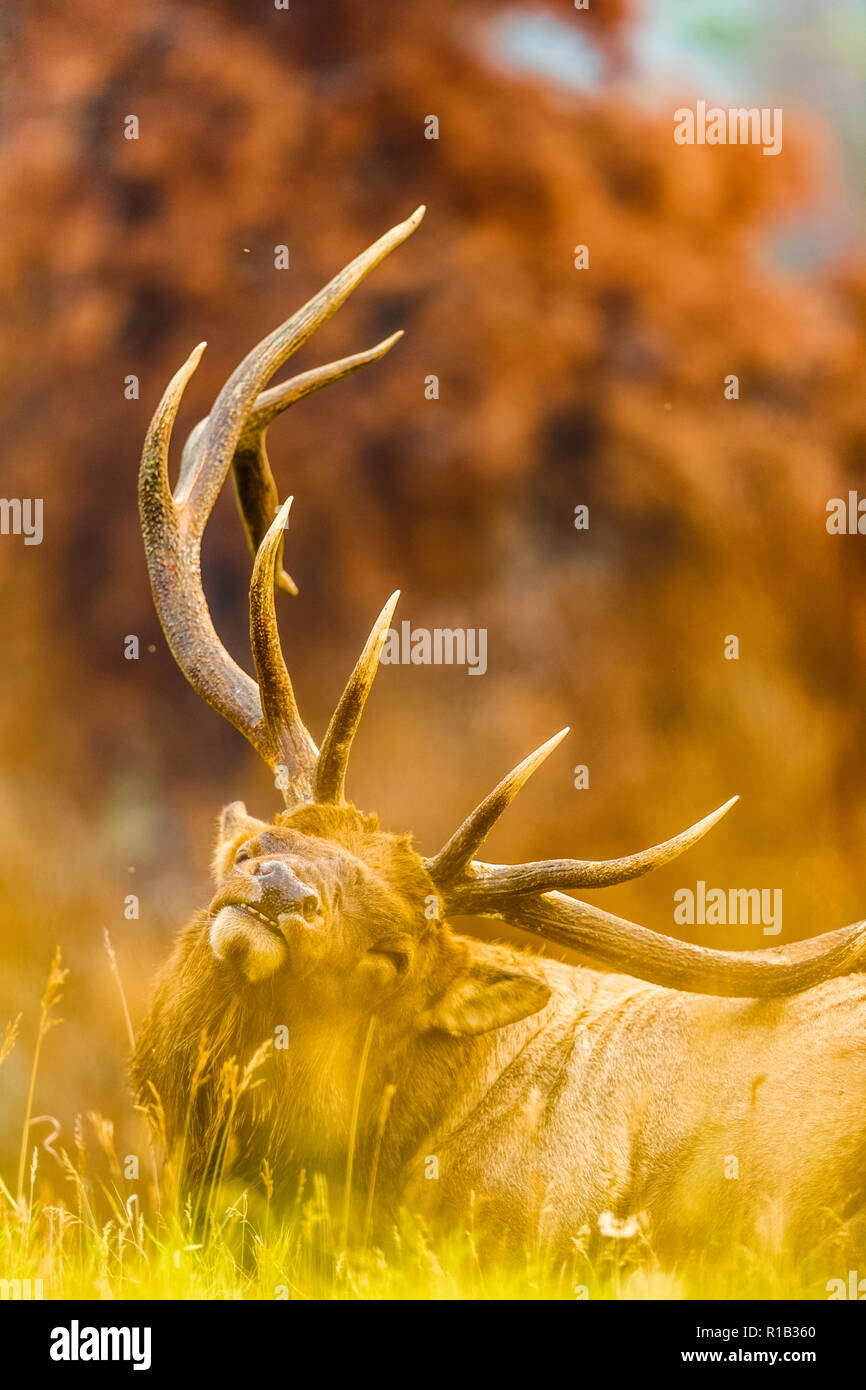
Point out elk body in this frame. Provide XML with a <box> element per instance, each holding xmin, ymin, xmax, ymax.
<box><xmin>132</xmin><ymin>209</ymin><xmax>866</xmax><ymax>1261</ymax></box>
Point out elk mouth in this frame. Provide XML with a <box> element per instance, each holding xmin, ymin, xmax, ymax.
<box><xmin>229</xmin><ymin>902</ymin><xmax>284</xmax><ymax>937</ymax></box>
<box><xmin>221</xmin><ymin>899</ymin><xmax>316</xmax><ymax>937</ymax></box>
<box><xmin>208</xmin><ymin>895</ymin><xmax>325</xmax><ymax>983</ymax></box>
<box><xmin>208</xmin><ymin>901</ymin><xmax>291</xmax><ymax>982</ymax></box>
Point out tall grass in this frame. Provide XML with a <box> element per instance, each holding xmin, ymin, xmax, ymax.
<box><xmin>0</xmin><ymin>951</ymin><xmax>845</xmax><ymax>1301</ymax></box>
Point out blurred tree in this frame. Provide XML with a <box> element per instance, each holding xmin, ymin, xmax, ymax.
<box><xmin>1</xmin><ymin>0</ymin><xmax>865</xmax><ymax>936</ymax></box>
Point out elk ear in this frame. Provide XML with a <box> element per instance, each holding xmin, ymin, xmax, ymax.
<box><xmin>426</xmin><ymin>961</ymin><xmax>551</xmax><ymax>1037</ymax></box>
<box><xmin>211</xmin><ymin>801</ymin><xmax>270</xmax><ymax>882</ymax></box>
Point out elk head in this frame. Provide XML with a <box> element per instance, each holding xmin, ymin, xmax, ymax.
<box><xmin>139</xmin><ymin>205</ymin><xmax>866</xmax><ymax>1042</ymax></box>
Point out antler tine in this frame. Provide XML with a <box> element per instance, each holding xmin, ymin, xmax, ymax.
<box><xmin>180</xmin><ymin>206</ymin><xmax>426</xmax><ymax>533</ymax></box>
<box><xmin>141</xmin><ymin>341</ymin><xmax>207</xmax><ymax>510</ymax></box>
<box><xmin>243</xmin><ymin>331</ymin><xmax>405</xmax><ymax>440</ymax></box>
<box><xmin>443</xmin><ymin>797</ymin><xmax>739</xmax><ymax>911</ymax></box>
<box><xmin>178</xmin><ymin>332</ymin><xmax>405</xmax><ymax>596</ymax></box>
<box><xmin>426</xmin><ymin>728</ymin><xmax>571</xmax><ymax>886</ymax></box>
<box><xmin>140</xmin><ymin>341</ymin><xmax>272</xmax><ymax>758</ymax></box>
<box><xmin>485</xmin><ymin>893</ymin><xmax>866</xmax><ymax>999</ymax></box>
<box><xmin>436</xmin><ymin>794</ymin><xmax>864</xmax><ymax>998</ymax></box>
<box><xmin>314</xmin><ymin>590</ymin><xmax>401</xmax><ymax>805</ymax></box>
<box><xmin>249</xmin><ymin>498</ymin><xmax>318</xmax><ymax>803</ymax></box>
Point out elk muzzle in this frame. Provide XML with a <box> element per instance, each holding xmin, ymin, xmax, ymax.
<box><xmin>252</xmin><ymin>859</ymin><xmax>320</xmax><ymax>921</ymax></box>
<box><xmin>209</xmin><ymin>861</ymin><xmax>323</xmax><ymax>983</ymax></box>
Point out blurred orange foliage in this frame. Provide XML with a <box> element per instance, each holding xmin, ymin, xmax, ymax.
<box><xmin>1</xmin><ymin>0</ymin><xmax>865</xmax><ymax>1162</ymax></box>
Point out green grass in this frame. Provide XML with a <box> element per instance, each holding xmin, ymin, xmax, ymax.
<box><xmin>0</xmin><ymin>1183</ymin><xmax>840</xmax><ymax>1300</ymax></box>
<box><xmin>0</xmin><ymin>1181</ymin><xmax>836</xmax><ymax>1301</ymax></box>
<box><xmin>0</xmin><ymin>951</ymin><xmax>844</xmax><ymax>1301</ymax></box>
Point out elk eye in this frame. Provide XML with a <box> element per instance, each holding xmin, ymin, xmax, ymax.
<box><xmin>369</xmin><ymin>946</ymin><xmax>409</xmax><ymax>976</ymax></box>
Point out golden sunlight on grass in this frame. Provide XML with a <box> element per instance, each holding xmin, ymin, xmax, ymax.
<box><xmin>0</xmin><ymin>953</ymin><xmax>842</xmax><ymax>1302</ymax></box>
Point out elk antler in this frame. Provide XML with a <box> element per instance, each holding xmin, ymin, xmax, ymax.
<box><xmin>425</xmin><ymin>730</ymin><xmax>739</xmax><ymax>896</ymax></box>
<box><xmin>139</xmin><ymin>207</ymin><xmax>425</xmax><ymax>805</ymax></box>
<box><xmin>141</xmin><ymin>208</ymin><xmax>866</xmax><ymax>998</ymax></box>
<box><xmin>427</xmin><ymin>733</ymin><xmax>866</xmax><ymax>997</ymax></box>
<box><xmin>481</xmin><ymin>892</ymin><xmax>866</xmax><ymax>998</ymax></box>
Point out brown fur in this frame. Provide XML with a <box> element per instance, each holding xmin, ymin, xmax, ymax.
<box><xmin>132</xmin><ymin>801</ymin><xmax>866</xmax><ymax>1260</ymax></box>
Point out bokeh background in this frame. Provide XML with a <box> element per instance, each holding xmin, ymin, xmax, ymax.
<box><xmin>2</xmin><ymin>0</ymin><xmax>866</xmax><ymax>1177</ymax></box>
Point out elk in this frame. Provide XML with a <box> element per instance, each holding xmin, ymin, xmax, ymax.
<box><xmin>133</xmin><ymin>207</ymin><xmax>866</xmax><ymax>1262</ymax></box>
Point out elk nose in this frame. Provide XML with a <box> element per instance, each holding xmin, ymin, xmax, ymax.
<box><xmin>252</xmin><ymin>860</ymin><xmax>320</xmax><ymax>919</ymax></box>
